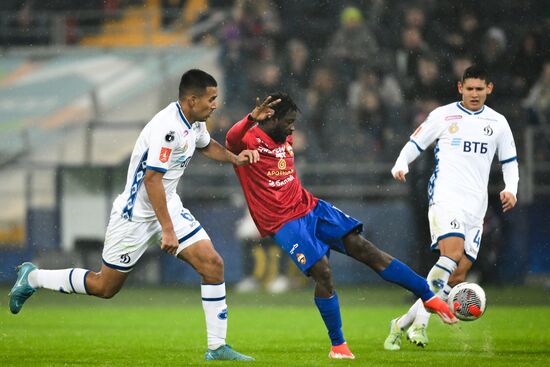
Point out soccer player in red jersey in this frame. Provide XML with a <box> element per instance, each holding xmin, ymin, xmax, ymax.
<box><xmin>226</xmin><ymin>93</ymin><xmax>458</xmax><ymax>359</ymax></box>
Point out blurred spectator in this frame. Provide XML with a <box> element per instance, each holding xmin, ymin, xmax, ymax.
<box><xmin>406</xmin><ymin>56</ymin><xmax>450</xmax><ymax>104</ymax></box>
<box><xmin>440</xmin><ymin>11</ymin><xmax>484</xmax><ymax>59</ymax></box>
<box><xmin>511</xmin><ymin>32</ymin><xmax>545</xmax><ymax>98</ymax></box>
<box><xmin>324</xmin><ymin>6</ymin><xmax>379</xmax><ymax>83</ymax></box>
<box><xmin>478</xmin><ymin>27</ymin><xmax>513</xmax><ymax>101</ymax></box>
<box><xmin>280</xmin><ymin>39</ymin><xmax>312</xmax><ymax>107</ymax></box>
<box><xmin>250</xmin><ymin>63</ymin><xmax>283</xmax><ymax>101</ymax></box>
<box><xmin>395</xmin><ymin>27</ymin><xmax>431</xmax><ymax>95</ymax></box>
<box><xmin>234</xmin><ymin>208</ymin><xmax>291</xmax><ymax>294</ymax></box>
<box><xmin>523</xmin><ymin>60</ymin><xmax>550</xmax><ymax>126</ymax></box>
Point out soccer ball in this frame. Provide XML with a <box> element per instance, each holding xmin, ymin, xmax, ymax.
<box><xmin>447</xmin><ymin>282</ymin><xmax>486</xmax><ymax>321</ymax></box>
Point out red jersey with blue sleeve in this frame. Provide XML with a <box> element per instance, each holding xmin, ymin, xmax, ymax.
<box><xmin>226</xmin><ymin>115</ymin><xmax>318</xmax><ymax>237</ymax></box>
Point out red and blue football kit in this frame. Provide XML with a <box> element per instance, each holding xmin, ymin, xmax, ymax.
<box><xmin>226</xmin><ymin>115</ymin><xmax>362</xmax><ymax>274</ymax></box>
<box><xmin>226</xmin><ymin>115</ymin><xmax>318</xmax><ymax>237</ymax></box>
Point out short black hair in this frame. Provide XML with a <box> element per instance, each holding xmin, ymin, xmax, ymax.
<box><xmin>179</xmin><ymin>69</ymin><xmax>217</xmax><ymax>99</ymax></box>
<box><xmin>267</xmin><ymin>92</ymin><xmax>300</xmax><ymax>120</ymax></box>
<box><xmin>462</xmin><ymin>65</ymin><xmax>490</xmax><ymax>83</ymax></box>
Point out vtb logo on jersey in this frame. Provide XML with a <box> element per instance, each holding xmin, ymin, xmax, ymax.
<box><xmin>463</xmin><ymin>141</ymin><xmax>488</xmax><ymax>154</ymax></box>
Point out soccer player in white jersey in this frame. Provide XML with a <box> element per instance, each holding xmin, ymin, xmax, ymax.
<box><xmin>384</xmin><ymin>65</ymin><xmax>519</xmax><ymax>350</ymax></box>
<box><xmin>9</xmin><ymin>69</ymin><xmax>258</xmax><ymax>361</ymax></box>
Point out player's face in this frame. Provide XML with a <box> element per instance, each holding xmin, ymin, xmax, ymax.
<box><xmin>272</xmin><ymin>110</ymin><xmax>297</xmax><ymax>144</ymax></box>
<box><xmin>192</xmin><ymin>86</ymin><xmax>218</xmax><ymax>120</ymax></box>
<box><xmin>457</xmin><ymin>78</ymin><xmax>493</xmax><ymax>111</ymax></box>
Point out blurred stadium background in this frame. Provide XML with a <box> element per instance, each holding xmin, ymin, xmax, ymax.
<box><xmin>0</xmin><ymin>0</ymin><xmax>549</xmax><ymax>291</ymax></box>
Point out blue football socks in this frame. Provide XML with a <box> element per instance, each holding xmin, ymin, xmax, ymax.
<box><xmin>315</xmin><ymin>292</ymin><xmax>345</xmax><ymax>346</ymax></box>
<box><xmin>379</xmin><ymin>259</ymin><xmax>434</xmax><ymax>301</ymax></box>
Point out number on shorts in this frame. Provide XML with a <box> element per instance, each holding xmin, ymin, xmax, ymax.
<box><xmin>473</xmin><ymin>229</ymin><xmax>481</xmax><ymax>247</ymax></box>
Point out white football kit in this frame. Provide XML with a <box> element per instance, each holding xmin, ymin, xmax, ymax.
<box><xmin>103</xmin><ymin>102</ymin><xmax>211</xmax><ymax>271</ymax></box>
<box><xmin>392</xmin><ymin>102</ymin><xmax>519</xmax><ymax>261</ymax></box>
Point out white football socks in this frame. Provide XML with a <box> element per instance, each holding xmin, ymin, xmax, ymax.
<box><xmin>201</xmin><ymin>283</ymin><xmax>228</xmax><ymax>350</ymax></box>
<box><xmin>397</xmin><ymin>256</ymin><xmax>458</xmax><ymax>329</ymax></box>
<box><xmin>28</xmin><ymin>268</ymin><xmax>90</xmax><ymax>294</ymax></box>
<box><xmin>413</xmin><ymin>256</ymin><xmax>458</xmax><ymax>326</ymax></box>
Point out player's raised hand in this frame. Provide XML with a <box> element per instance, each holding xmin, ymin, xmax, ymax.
<box><xmin>250</xmin><ymin>96</ymin><xmax>281</xmax><ymax>121</ymax></box>
<box><xmin>160</xmin><ymin>229</ymin><xmax>179</xmax><ymax>256</ymax></box>
<box><xmin>235</xmin><ymin>149</ymin><xmax>260</xmax><ymax>166</ymax></box>
<box><xmin>500</xmin><ymin>191</ymin><xmax>517</xmax><ymax>213</ymax></box>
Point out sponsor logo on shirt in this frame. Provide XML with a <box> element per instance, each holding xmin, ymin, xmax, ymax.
<box><xmin>267</xmin><ymin>169</ymin><xmax>294</xmax><ymax>176</ymax></box>
<box><xmin>278</xmin><ymin>158</ymin><xmax>287</xmax><ymax>169</ymax></box>
<box><xmin>290</xmin><ymin>243</ymin><xmax>299</xmax><ymax>254</ymax></box>
<box><xmin>445</xmin><ymin>115</ymin><xmax>462</xmax><ymax>121</ymax></box>
<box><xmin>159</xmin><ymin>147</ymin><xmax>172</xmax><ymax>163</ymax></box>
<box><xmin>165</xmin><ymin>131</ymin><xmax>175</xmax><ymax>142</ymax></box>
<box><xmin>448</xmin><ymin>122</ymin><xmax>459</xmax><ymax>134</ymax></box>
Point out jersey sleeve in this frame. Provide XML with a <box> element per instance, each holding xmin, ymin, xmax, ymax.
<box><xmin>409</xmin><ymin>111</ymin><xmax>445</xmax><ymax>151</ymax></box>
<box><xmin>195</xmin><ymin>121</ymin><xmax>211</xmax><ymax>149</ymax></box>
<box><xmin>226</xmin><ymin>115</ymin><xmax>256</xmax><ymax>153</ymax></box>
<box><xmin>146</xmin><ymin>124</ymin><xmax>179</xmax><ymax>173</ymax></box>
<box><xmin>497</xmin><ymin>119</ymin><xmax>517</xmax><ymax>164</ymax></box>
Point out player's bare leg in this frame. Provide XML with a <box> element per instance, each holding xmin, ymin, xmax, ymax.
<box><xmin>9</xmin><ymin>262</ymin><xmax>129</xmax><ymax>314</ymax></box>
<box><xmin>83</xmin><ymin>265</ymin><xmax>129</xmax><ymax>298</ymax></box>
<box><xmin>178</xmin><ymin>239</ymin><xmax>253</xmax><ymax>361</ymax></box>
<box><xmin>310</xmin><ymin>257</ymin><xmax>355</xmax><ymax>359</ymax></box>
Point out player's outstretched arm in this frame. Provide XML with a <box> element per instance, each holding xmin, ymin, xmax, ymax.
<box><xmin>199</xmin><ymin>139</ymin><xmax>259</xmax><ymax>165</ymax></box>
<box><xmin>226</xmin><ymin>96</ymin><xmax>281</xmax><ymax>154</ymax></box>
<box><xmin>391</xmin><ymin>142</ymin><xmax>422</xmax><ymax>182</ymax></box>
<box><xmin>249</xmin><ymin>96</ymin><xmax>281</xmax><ymax>121</ymax></box>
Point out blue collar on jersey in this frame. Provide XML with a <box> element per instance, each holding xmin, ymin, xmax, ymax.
<box><xmin>456</xmin><ymin>102</ymin><xmax>485</xmax><ymax>115</ymax></box>
<box><xmin>176</xmin><ymin>102</ymin><xmax>192</xmax><ymax>129</ymax></box>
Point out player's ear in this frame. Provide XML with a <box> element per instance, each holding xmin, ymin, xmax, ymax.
<box><xmin>457</xmin><ymin>81</ymin><xmax>463</xmax><ymax>95</ymax></box>
<box><xmin>486</xmin><ymin>82</ymin><xmax>494</xmax><ymax>95</ymax></box>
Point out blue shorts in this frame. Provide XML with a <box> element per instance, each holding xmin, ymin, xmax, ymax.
<box><xmin>272</xmin><ymin>200</ymin><xmax>363</xmax><ymax>274</ymax></box>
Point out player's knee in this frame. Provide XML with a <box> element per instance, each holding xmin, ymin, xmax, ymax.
<box><xmin>94</xmin><ymin>284</ymin><xmax>120</xmax><ymax>299</ymax></box>
<box><xmin>313</xmin><ymin>265</ymin><xmax>333</xmax><ymax>288</ymax></box>
<box><xmin>197</xmin><ymin>253</ymin><xmax>224</xmax><ymax>280</ymax></box>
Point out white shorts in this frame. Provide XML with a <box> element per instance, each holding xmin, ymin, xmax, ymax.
<box><xmin>428</xmin><ymin>203</ymin><xmax>483</xmax><ymax>262</ymax></box>
<box><xmin>102</xmin><ymin>203</ymin><xmax>210</xmax><ymax>272</ymax></box>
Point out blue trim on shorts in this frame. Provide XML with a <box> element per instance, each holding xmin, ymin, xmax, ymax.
<box><xmin>202</xmin><ymin>296</ymin><xmax>226</xmax><ymax>302</ymax></box>
<box><xmin>102</xmin><ymin>259</ymin><xmax>134</xmax><ymax>271</ymax></box>
<box><xmin>464</xmin><ymin>252</ymin><xmax>477</xmax><ymax>263</ymax></box>
<box><xmin>84</xmin><ymin>271</ymin><xmax>91</xmax><ymax>295</ymax></box>
<box><xmin>437</xmin><ymin>232</ymin><xmax>465</xmax><ymax>242</ymax></box>
<box><xmin>178</xmin><ymin>225</ymin><xmax>203</xmax><ymax>244</ymax></box>
<box><xmin>68</xmin><ymin>268</ymin><xmax>76</xmax><ymax>293</ymax></box>
<box><xmin>202</xmin><ymin>282</ymin><xmax>225</xmax><ymax>286</ymax></box>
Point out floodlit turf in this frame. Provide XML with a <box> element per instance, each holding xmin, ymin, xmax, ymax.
<box><xmin>1</xmin><ymin>287</ymin><xmax>549</xmax><ymax>366</ymax></box>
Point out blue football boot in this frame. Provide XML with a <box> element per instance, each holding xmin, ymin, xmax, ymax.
<box><xmin>205</xmin><ymin>345</ymin><xmax>255</xmax><ymax>361</ymax></box>
<box><xmin>9</xmin><ymin>262</ymin><xmax>38</xmax><ymax>314</ymax></box>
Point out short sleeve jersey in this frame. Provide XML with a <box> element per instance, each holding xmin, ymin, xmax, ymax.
<box><xmin>411</xmin><ymin>102</ymin><xmax>517</xmax><ymax>218</ymax></box>
<box><xmin>112</xmin><ymin>102</ymin><xmax>210</xmax><ymax>221</ymax></box>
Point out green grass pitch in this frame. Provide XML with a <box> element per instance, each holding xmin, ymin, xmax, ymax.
<box><xmin>1</xmin><ymin>286</ymin><xmax>549</xmax><ymax>366</ymax></box>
